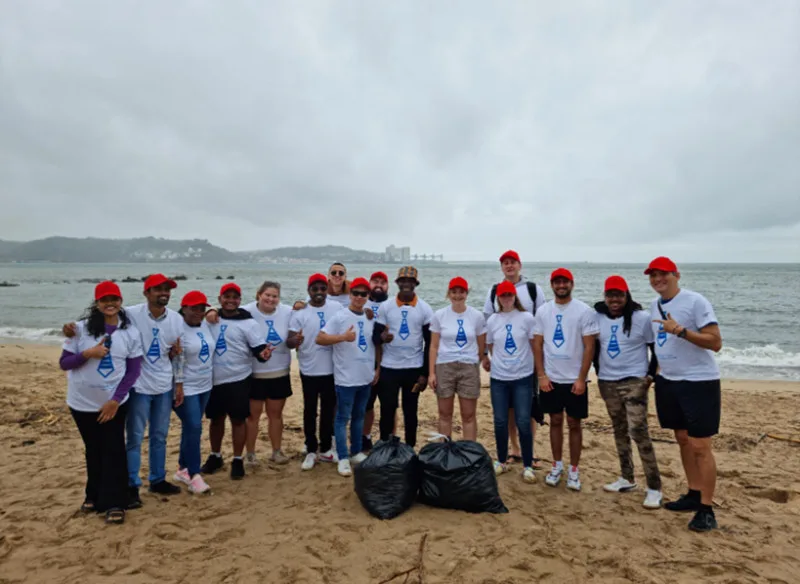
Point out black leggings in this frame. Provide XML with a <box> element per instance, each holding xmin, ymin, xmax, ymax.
<box><xmin>70</xmin><ymin>402</ymin><xmax>129</xmax><ymax>512</ymax></box>
<box><xmin>378</xmin><ymin>367</ymin><xmax>421</xmax><ymax>447</ymax></box>
<box><xmin>300</xmin><ymin>373</ymin><xmax>336</xmax><ymax>453</ymax></box>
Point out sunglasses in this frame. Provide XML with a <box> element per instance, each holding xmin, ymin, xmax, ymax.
<box><xmin>330</xmin><ymin>270</ymin><xmax>345</xmax><ymax>277</ymax></box>
<box><xmin>350</xmin><ymin>290</ymin><xmax>368</xmax><ymax>297</ymax></box>
<box><xmin>309</xmin><ymin>285</ymin><xmax>328</xmax><ymax>292</ymax></box>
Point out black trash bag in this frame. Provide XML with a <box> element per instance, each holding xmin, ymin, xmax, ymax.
<box><xmin>418</xmin><ymin>439</ymin><xmax>508</xmax><ymax>514</ymax></box>
<box><xmin>353</xmin><ymin>437</ymin><xmax>421</xmax><ymax>520</ymax></box>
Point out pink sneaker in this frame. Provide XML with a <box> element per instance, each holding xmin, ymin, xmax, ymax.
<box><xmin>188</xmin><ymin>474</ymin><xmax>211</xmax><ymax>494</ymax></box>
<box><xmin>174</xmin><ymin>468</ymin><xmax>191</xmax><ymax>485</ymax></box>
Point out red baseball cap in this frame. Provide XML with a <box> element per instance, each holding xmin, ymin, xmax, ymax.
<box><xmin>370</xmin><ymin>271</ymin><xmax>389</xmax><ymax>282</ymax></box>
<box><xmin>644</xmin><ymin>256</ymin><xmax>678</xmax><ymax>275</ymax></box>
<box><xmin>181</xmin><ymin>290</ymin><xmax>209</xmax><ymax>307</ymax></box>
<box><xmin>308</xmin><ymin>273</ymin><xmax>328</xmax><ymax>288</ymax></box>
<box><xmin>448</xmin><ymin>276</ymin><xmax>469</xmax><ymax>290</ymax></box>
<box><xmin>496</xmin><ymin>280</ymin><xmax>517</xmax><ymax>296</ymax></box>
<box><xmin>499</xmin><ymin>250</ymin><xmax>521</xmax><ymax>263</ymax></box>
<box><xmin>95</xmin><ymin>281</ymin><xmax>122</xmax><ymax>300</ymax></box>
<box><xmin>220</xmin><ymin>282</ymin><xmax>241</xmax><ymax>296</ymax></box>
<box><xmin>143</xmin><ymin>273</ymin><xmax>177</xmax><ymax>292</ymax></box>
<box><xmin>350</xmin><ymin>277</ymin><xmax>370</xmax><ymax>290</ymax></box>
<box><xmin>550</xmin><ymin>268</ymin><xmax>574</xmax><ymax>282</ymax></box>
<box><xmin>604</xmin><ymin>275</ymin><xmax>629</xmax><ymax>293</ymax></box>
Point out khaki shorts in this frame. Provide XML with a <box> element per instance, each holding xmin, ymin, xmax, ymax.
<box><xmin>435</xmin><ymin>362</ymin><xmax>481</xmax><ymax>399</ymax></box>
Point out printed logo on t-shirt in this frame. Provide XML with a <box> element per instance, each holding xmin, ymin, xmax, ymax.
<box><xmin>607</xmin><ymin>325</ymin><xmax>621</xmax><ymax>359</ymax></box>
<box><xmin>265</xmin><ymin>320</ymin><xmax>283</xmax><ymax>346</ymax></box>
<box><xmin>317</xmin><ymin>311</ymin><xmax>326</xmax><ymax>328</ymax></box>
<box><xmin>97</xmin><ymin>350</ymin><xmax>115</xmax><ymax>378</ymax></box>
<box><xmin>215</xmin><ymin>324</ymin><xmax>228</xmax><ymax>356</ymax></box>
<box><xmin>399</xmin><ymin>310</ymin><xmax>411</xmax><ymax>340</ymax></box>
<box><xmin>146</xmin><ymin>328</ymin><xmax>161</xmax><ymax>364</ymax></box>
<box><xmin>504</xmin><ymin>324</ymin><xmax>517</xmax><ymax>355</ymax></box>
<box><xmin>197</xmin><ymin>332</ymin><xmax>211</xmax><ymax>363</ymax></box>
<box><xmin>553</xmin><ymin>315</ymin><xmax>565</xmax><ymax>348</ymax></box>
<box><xmin>657</xmin><ymin>323</ymin><xmax>667</xmax><ymax>347</ymax></box>
<box><xmin>357</xmin><ymin>321</ymin><xmax>368</xmax><ymax>352</ymax></box>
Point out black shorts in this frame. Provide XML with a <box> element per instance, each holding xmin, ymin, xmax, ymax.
<box><xmin>529</xmin><ymin>375</ymin><xmax>544</xmax><ymax>425</ymax></box>
<box><xmin>205</xmin><ymin>377</ymin><xmax>252</xmax><ymax>422</ymax></box>
<box><xmin>366</xmin><ymin>384</ymin><xmax>380</xmax><ymax>411</ymax></box>
<box><xmin>654</xmin><ymin>376</ymin><xmax>721</xmax><ymax>438</ymax></box>
<box><xmin>538</xmin><ymin>382</ymin><xmax>589</xmax><ymax>420</ymax></box>
<box><xmin>250</xmin><ymin>375</ymin><xmax>293</xmax><ymax>401</ymax></box>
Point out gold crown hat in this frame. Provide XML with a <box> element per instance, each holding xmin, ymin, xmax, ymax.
<box><xmin>395</xmin><ymin>266</ymin><xmax>420</xmax><ymax>284</ymax></box>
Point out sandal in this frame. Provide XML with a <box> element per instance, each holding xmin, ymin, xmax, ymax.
<box><xmin>508</xmin><ymin>454</ymin><xmax>522</xmax><ymax>463</ymax></box>
<box><xmin>105</xmin><ymin>508</ymin><xmax>125</xmax><ymax>525</ymax></box>
<box><xmin>80</xmin><ymin>500</ymin><xmax>95</xmax><ymax>513</ymax></box>
<box><xmin>532</xmin><ymin>457</ymin><xmax>544</xmax><ymax>470</ymax></box>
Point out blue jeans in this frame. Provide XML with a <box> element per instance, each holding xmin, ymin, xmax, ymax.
<box><xmin>490</xmin><ymin>375</ymin><xmax>534</xmax><ymax>467</ymax></box>
<box><xmin>334</xmin><ymin>384</ymin><xmax>371</xmax><ymax>461</ymax></box>
<box><xmin>126</xmin><ymin>389</ymin><xmax>173</xmax><ymax>487</ymax></box>
<box><xmin>174</xmin><ymin>391</ymin><xmax>211</xmax><ymax>477</ymax></box>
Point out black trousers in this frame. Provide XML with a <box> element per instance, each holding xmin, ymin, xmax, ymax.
<box><xmin>378</xmin><ymin>367</ymin><xmax>421</xmax><ymax>447</ymax></box>
<box><xmin>300</xmin><ymin>373</ymin><xmax>336</xmax><ymax>453</ymax></box>
<box><xmin>70</xmin><ymin>402</ymin><xmax>129</xmax><ymax>512</ymax></box>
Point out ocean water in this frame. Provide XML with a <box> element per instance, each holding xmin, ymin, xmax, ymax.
<box><xmin>1</xmin><ymin>262</ymin><xmax>798</xmax><ymax>381</ymax></box>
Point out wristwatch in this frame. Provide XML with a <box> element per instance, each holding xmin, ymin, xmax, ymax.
<box><xmin>677</xmin><ymin>327</ymin><xmax>688</xmax><ymax>339</ymax></box>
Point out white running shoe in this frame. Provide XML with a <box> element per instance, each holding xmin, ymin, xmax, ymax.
<box><xmin>545</xmin><ymin>466</ymin><xmax>563</xmax><ymax>487</ymax></box>
<box><xmin>319</xmin><ymin>449</ymin><xmax>339</xmax><ymax>463</ymax></box>
<box><xmin>351</xmin><ymin>452</ymin><xmax>367</xmax><ymax>464</ymax></box>
<box><xmin>643</xmin><ymin>489</ymin><xmax>663</xmax><ymax>509</ymax></box>
<box><xmin>604</xmin><ymin>477</ymin><xmax>637</xmax><ymax>493</ymax></box>
<box><xmin>174</xmin><ymin>468</ymin><xmax>192</xmax><ymax>486</ymax></box>
<box><xmin>244</xmin><ymin>452</ymin><xmax>259</xmax><ymax>466</ymax></box>
<box><xmin>494</xmin><ymin>461</ymin><xmax>509</xmax><ymax>476</ymax></box>
<box><xmin>337</xmin><ymin>459</ymin><xmax>352</xmax><ymax>477</ymax></box>
<box><xmin>567</xmin><ymin>468</ymin><xmax>581</xmax><ymax>491</ymax></box>
<box><xmin>522</xmin><ymin>467</ymin><xmax>536</xmax><ymax>483</ymax></box>
<box><xmin>188</xmin><ymin>474</ymin><xmax>211</xmax><ymax>494</ymax></box>
<box><xmin>301</xmin><ymin>453</ymin><xmax>317</xmax><ymax>471</ymax></box>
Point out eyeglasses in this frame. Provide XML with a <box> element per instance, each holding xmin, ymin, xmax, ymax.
<box><xmin>309</xmin><ymin>285</ymin><xmax>328</xmax><ymax>292</ymax></box>
<box><xmin>330</xmin><ymin>270</ymin><xmax>345</xmax><ymax>277</ymax></box>
<box><xmin>350</xmin><ymin>290</ymin><xmax>368</xmax><ymax>297</ymax></box>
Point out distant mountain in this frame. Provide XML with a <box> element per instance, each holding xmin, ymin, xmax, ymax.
<box><xmin>0</xmin><ymin>237</ymin><xmax>238</xmax><ymax>263</ymax></box>
<box><xmin>237</xmin><ymin>245</ymin><xmax>382</xmax><ymax>263</ymax></box>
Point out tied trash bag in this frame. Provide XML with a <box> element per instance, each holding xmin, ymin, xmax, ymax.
<box><xmin>354</xmin><ymin>437</ymin><xmax>421</xmax><ymax>520</ymax></box>
<box><xmin>418</xmin><ymin>439</ymin><xmax>508</xmax><ymax>514</ymax></box>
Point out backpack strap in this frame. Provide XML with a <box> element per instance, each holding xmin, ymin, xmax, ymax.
<box><xmin>526</xmin><ymin>281</ymin><xmax>537</xmax><ymax>316</ymax></box>
<box><xmin>490</xmin><ymin>284</ymin><xmax>498</xmax><ymax>312</ymax></box>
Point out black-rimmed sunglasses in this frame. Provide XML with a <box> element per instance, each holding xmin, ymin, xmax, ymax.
<box><xmin>350</xmin><ymin>290</ymin><xmax>368</xmax><ymax>297</ymax></box>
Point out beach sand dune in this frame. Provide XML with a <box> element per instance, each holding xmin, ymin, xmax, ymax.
<box><xmin>1</xmin><ymin>343</ymin><xmax>799</xmax><ymax>583</ymax></box>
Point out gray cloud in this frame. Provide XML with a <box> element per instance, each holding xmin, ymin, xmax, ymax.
<box><xmin>1</xmin><ymin>0</ymin><xmax>798</xmax><ymax>261</ymax></box>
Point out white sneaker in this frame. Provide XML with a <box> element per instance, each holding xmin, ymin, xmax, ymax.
<box><xmin>244</xmin><ymin>452</ymin><xmax>259</xmax><ymax>466</ymax></box>
<box><xmin>301</xmin><ymin>453</ymin><xmax>317</xmax><ymax>471</ymax></box>
<box><xmin>545</xmin><ymin>466</ymin><xmax>563</xmax><ymax>487</ymax></box>
<box><xmin>319</xmin><ymin>449</ymin><xmax>339</xmax><ymax>463</ymax></box>
<box><xmin>604</xmin><ymin>477</ymin><xmax>637</xmax><ymax>493</ymax></box>
<box><xmin>643</xmin><ymin>489</ymin><xmax>663</xmax><ymax>509</ymax></box>
<box><xmin>337</xmin><ymin>459</ymin><xmax>352</xmax><ymax>477</ymax></box>
<box><xmin>174</xmin><ymin>468</ymin><xmax>191</xmax><ymax>486</ymax></box>
<box><xmin>188</xmin><ymin>473</ymin><xmax>211</xmax><ymax>494</ymax></box>
<box><xmin>567</xmin><ymin>468</ymin><xmax>581</xmax><ymax>491</ymax></box>
<box><xmin>351</xmin><ymin>452</ymin><xmax>367</xmax><ymax>464</ymax></box>
<box><xmin>522</xmin><ymin>467</ymin><xmax>536</xmax><ymax>483</ymax></box>
<box><xmin>494</xmin><ymin>461</ymin><xmax>509</xmax><ymax>476</ymax></box>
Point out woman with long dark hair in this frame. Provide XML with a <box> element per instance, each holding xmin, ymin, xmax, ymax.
<box><xmin>594</xmin><ymin>275</ymin><xmax>662</xmax><ymax>509</ymax></box>
<box><xmin>59</xmin><ymin>281</ymin><xmax>144</xmax><ymax>524</ymax></box>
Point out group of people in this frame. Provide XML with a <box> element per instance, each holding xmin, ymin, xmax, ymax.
<box><xmin>61</xmin><ymin>252</ymin><xmax>723</xmax><ymax>533</ymax></box>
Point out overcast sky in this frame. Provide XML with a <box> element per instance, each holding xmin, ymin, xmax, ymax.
<box><xmin>1</xmin><ymin>1</ymin><xmax>798</xmax><ymax>262</ymax></box>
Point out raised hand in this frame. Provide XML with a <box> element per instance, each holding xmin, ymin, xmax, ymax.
<box><xmin>83</xmin><ymin>338</ymin><xmax>110</xmax><ymax>360</ymax></box>
<box><xmin>62</xmin><ymin>322</ymin><xmax>77</xmax><ymax>338</ymax></box>
<box><xmin>342</xmin><ymin>325</ymin><xmax>356</xmax><ymax>342</ymax></box>
<box><xmin>652</xmin><ymin>312</ymin><xmax>681</xmax><ymax>335</ymax></box>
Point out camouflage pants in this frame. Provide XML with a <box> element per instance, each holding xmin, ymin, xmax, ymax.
<box><xmin>598</xmin><ymin>378</ymin><xmax>662</xmax><ymax>490</ymax></box>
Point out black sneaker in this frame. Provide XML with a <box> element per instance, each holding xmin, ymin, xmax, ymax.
<box><xmin>127</xmin><ymin>486</ymin><xmax>143</xmax><ymax>510</ymax></box>
<box><xmin>361</xmin><ymin>435</ymin><xmax>373</xmax><ymax>452</ymax></box>
<box><xmin>230</xmin><ymin>458</ymin><xmax>245</xmax><ymax>480</ymax></box>
<box><xmin>149</xmin><ymin>480</ymin><xmax>182</xmax><ymax>495</ymax></box>
<box><xmin>664</xmin><ymin>493</ymin><xmax>701</xmax><ymax>513</ymax></box>
<box><xmin>200</xmin><ymin>454</ymin><xmax>223</xmax><ymax>474</ymax></box>
<box><xmin>688</xmin><ymin>508</ymin><xmax>718</xmax><ymax>532</ymax></box>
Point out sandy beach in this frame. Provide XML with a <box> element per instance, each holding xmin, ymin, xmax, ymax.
<box><xmin>1</xmin><ymin>343</ymin><xmax>799</xmax><ymax>584</ymax></box>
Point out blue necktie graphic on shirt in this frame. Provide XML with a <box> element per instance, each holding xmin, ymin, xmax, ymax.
<box><xmin>317</xmin><ymin>311</ymin><xmax>326</xmax><ymax>329</ymax></box>
<box><xmin>455</xmin><ymin>319</ymin><xmax>468</xmax><ymax>348</ymax></box>
<box><xmin>146</xmin><ymin>328</ymin><xmax>161</xmax><ymax>364</ymax></box>
<box><xmin>552</xmin><ymin>315</ymin><xmax>565</xmax><ymax>348</ymax></box>
<box><xmin>97</xmin><ymin>338</ymin><xmax>115</xmax><ymax>378</ymax></box>
<box><xmin>504</xmin><ymin>324</ymin><xmax>517</xmax><ymax>355</ymax></box>
<box><xmin>265</xmin><ymin>320</ymin><xmax>283</xmax><ymax>346</ymax></box>
<box><xmin>357</xmin><ymin>321</ymin><xmax>368</xmax><ymax>352</ymax></box>
<box><xmin>371</xmin><ymin>304</ymin><xmax>380</xmax><ymax>319</ymax></box>
<box><xmin>197</xmin><ymin>332</ymin><xmax>210</xmax><ymax>363</ymax></box>
<box><xmin>398</xmin><ymin>310</ymin><xmax>410</xmax><ymax>340</ymax></box>
<box><xmin>215</xmin><ymin>324</ymin><xmax>228</xmax><ymax>356</ymax></box>
<box><xmin>607</xmin><ymin>325</ymin><xmax>621</xmax><ymax>359</ymax></box>
<box><xmin>657</xmin><ymin>323</ymin><xmax>668</xmax><ymax>347</ymax></box>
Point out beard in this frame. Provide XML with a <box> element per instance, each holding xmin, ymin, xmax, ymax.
<box><xmin>370</xmin><ymin>290</ymin><xmax>389</xmax><ymax>302</ymax></box>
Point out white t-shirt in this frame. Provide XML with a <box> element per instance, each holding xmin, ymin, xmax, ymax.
<box><xmin>596</xmin><ymin>310</ymin><xmax>654</xmax><ymax>381</ymax></box>
<box><xmin>377</xmin><ymin>296</ymin><xmax>434</xmax><ymax>370</ymax></box>
<box><xmin>483</xmin><ymin>277</ymin><xmax>546</xmax><ymax>319</ymax></box>
<box><xmin>431</xmin><ymin>306</ymin><xmax>487</xmax><ymax>365</ymax></box>
<box><xmin>486</xmin><ymin>311</ymin><xmax>536</xmax><ymax>381</ymax></box>
<box><xmin>124</xmin><ymin>304</ymin><xmax>184</xmax><ymax>395</ymax></box>
<box><xmin>64</xmin><ymin>320</ymin><xmax>144</xmax><ymax>411</ymax></box>
<box><xmin>288</xmin><ymin>301</ymin><xmax>342</xmax><ymax>376</ymax></box>
<box><xmin>321</xmin><ymin>309</ymin><xmax>376</xmax><ymax>387</ymax></box>
<box><xmin>367</xmin><ymin>299</ymin><xmax>384</xmax><ymax>321</ymax></box>
<box><xmin>326</xmin><ymin>293</ymin><xmax>351</xmax><ymax>308</ymax></box>
<box><xmin>649</xmin><ymin>289</ymin><xmax>721</xmax><ymax>381</ymax></box>
<box><xmin>209</xmin><ymin>312</ymin><xmax>265</xmax><ymax>385</ymax></box>
<box><xmin>179</xmin><ymin>320</ymin><xmax>215</xmax><ymax>396</ymax></box>
<box><xmin>534</xmin><ymin>299</ymin><xmax>599</xmax><ymax>384</ymax></box>
<box><xmin>243</xmin><ymin>302</ymin><xmax>293</xmax><ymax>374</ymax></box>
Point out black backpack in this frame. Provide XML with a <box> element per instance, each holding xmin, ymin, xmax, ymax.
<box><xmin>490</xmin><ymin>281</ymin><xmax>538</xmax><ymax>315</ymax></box>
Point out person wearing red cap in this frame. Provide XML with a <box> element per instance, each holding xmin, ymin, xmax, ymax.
<box><xmin>645</xmin><ymin>256</ymin><xmax>723</xmax><ymax>532</ymax></box>
<box><xmin>59</xmin><ymin>281</ymin><xmax>144</xmax><ymax>524</ymax></box>
<box><xmin>316</xmin><ymin>277</ymin><xmax>380</xmax><ymax>477</ymax></box>
<box><xmin>371</xmin><ymin>266</ymin><xmax>434</xmax><ymax>449</ymax></box>
<box><xmin>288</xmin><ymin>274</ymin><xmax>343</xmax><ymax>470</ymax></box>
<box><xmin>172</xmin><ymin>291</ymin><xmax>214</xmax><ymax>494</ymax></box>
<box><xmin>533</xmin><ymin>268</ymin><xmax>599</xmax><ymax>491</ymax></box>
<box><xmin>361</xmin><ymin>270</ymin><xmax>392</xmax><ymax>450</ymax></box>
<box><xmin>594</xmin><ymin>275</ymin><xmax>662</xmax><ymax>509</ymax></box>
<box><xmin>485</xmin><ymin>280</ymin><xmax>537</xmax><ymax>483</ymax></box>
<box><xmin>200</xmin><ymin>282</ymin><xmax>273</xmax><ymax>480</ymax></box>
<box><xmin>429</xmin><ymin>277</ymin><xmax>488</xmax><ymax>441</ymax></box>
